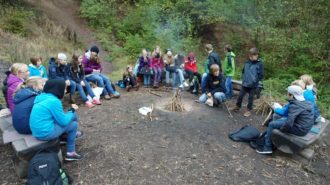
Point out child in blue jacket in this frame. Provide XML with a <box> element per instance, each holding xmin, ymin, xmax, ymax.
<box><xmin>30</xmin><ymin>79</ymin><xmax>83</xmax><ymax>161</ymax></box>
<box><xmin>29</xmin><ymin>56</ymin><xmax>48</xmax><ymax>79</ymax></box>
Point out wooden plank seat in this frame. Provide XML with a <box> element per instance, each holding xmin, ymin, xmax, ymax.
<box><xmin>272</xmin><ymin>119</ymin><xmax>329</xmax><ymax>159</ymax></box>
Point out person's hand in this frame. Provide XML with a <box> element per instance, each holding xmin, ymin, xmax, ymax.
<box><xmin>80</xmin><ymin>81</ymin><xmax>85</xmax><ymax>86</ymax></box>
<box><xmin>71</xmin><ymin>104</ymin><xmax>79</xmax><ymax>110</ymax></box>
<box><xmin>207</xmin><ymin>93</ymin><xmax>212</xmax><ymax>97</ymax></box>
<box><xmin>65</xmin><ymin>80</ymin><xmax>70</xmax><ymax>86</ymax></box>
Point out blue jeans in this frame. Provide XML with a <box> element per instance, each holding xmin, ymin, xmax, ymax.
<box><xmin>76</xmin><ymin>79</ymin><xmax>95</xmax><ymax>102</ymax></box>
<box><xmin>225</xmin><ymin>76</ymin><xmax>233</xmax><ymax>98</ymax></box>
<box><xmin>85</xmin><ymin>74</ymin><xmax>117</xmax><ymax>96</ymax></box>
<box><xmin>264</xmin><ymin>117</ymin><xmax>287</xmax><ymax>148</ymax></box>
<box><xmin>37</xmin><ymin>114</ymin><xmax>78</xmax><ymax>152</ymax></box>
<box><xmin>69</xmin><ymin>80</ymin><xmax>77</xmax><ymax>96</ymax></box>
<box><xmin>201</xmin><ymin>73</ymin><xmax>208</xmax><ymax>93</ymax></box>
<box><xmin>165</xmin><ymin>69</ymin><xmax>184</xmax><ymax>86</ymax></box>
<box><xmin>143</xmin><ymin>74</ymin><xmax>151</xmax><ymax>86</ymax></box>
<box><xmin>199</xmin><ymin>92</ymin><xmax>226</xmax><ymax>103</ymax></box>
<box><xmin>152</xmin><ymin>67</ymin><xmax>162</xmax><ymax>84</ymax></box>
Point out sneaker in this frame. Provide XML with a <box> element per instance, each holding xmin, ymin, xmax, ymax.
<box><xmin>179</xmin><ymin>84</ymin><xmax>184</xmax><ymax>89</ymax></box>
<box><xmin>92</xmin><ymin>98</ymin><xmax>102</xmax><ymax>105</ymax></box>
<box><xmin>60</xmin><ymin>131</ymin><xmax>84</xmax><ymax>144</ymax></box>
<box><xmin>85</xmin><ymin>101</ymin><xmax>95</xmax><ymax>108</ymax></box>
<box><xmin>183</xmin><ymin>81</ymin><xmax>189</xmax><ymax>87</ymax></box>
<box><xmin>103</xmin><ymin>94</ymin><xmax>111</xmax><ymax>100</ymax></box>
<box><xmin>229</xmin><ymin>106</ymin><xmax>240</xmax><ymax>112</ymax></box>
<box><xmin>65</xmin><ymin>152</ymin><xmax>83</xmax><ymax>161</ymax></box>
<box><xmin>256</xmin><ymin>146</ymin><xmax>273</xmax><ymax>155</ymax></box>
<box><xmin>244</xmin><ymin>110</ymin><xmax>252</xmax><ymax>117</ymax></box>
<box><xmin>111</xmin><ymin>92</ymin><xmax>120</xmax><ymax>98</ymax></box>
<box><xmin>76</xmin><ymin>131</ymin><xmax>84</xmax><ymax>139</ymax></box>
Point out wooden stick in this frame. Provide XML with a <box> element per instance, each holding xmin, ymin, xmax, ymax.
<box><xmin>262</xmin><ymin>110</ymin><xmax>273</xmax><ymax>126</ymax></box>
<box><xmin>224</xmin><ymin>102</ymin><xmax>233</xmax><ymax>118</ymax></box>
<box><xmin>149</xmin><ymin>90</ymin><xmax>162</xmax><ymax>97</ymax></box>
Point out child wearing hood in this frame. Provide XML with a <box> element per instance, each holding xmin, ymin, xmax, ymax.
<box><xmin>28</xmin><ymin>56</ymin><xmax>48</xmax><ymax>79</ymax></box>
<box><xmin>223</xmin><ymin>44</ymin><xmax>236</xmax><ymax>98</ymax></box>
<box><xmin>12</xmin><ymin>77</ymin><xmax>44</xmax><ymax>134</ymax></box>
<box><xmin>30</xmin><ymin>79</ymin><xmax>83</xmax><ymax>161</ymax></box>
<box><xmin>6</xmin><ymin>63</ymin><xmax>30</xmax><ymax>112</ymax></box>
<box><xmin>83</xmin><ymin>46</ymin><xmax>120</xmax><ymax>100</ymax></box>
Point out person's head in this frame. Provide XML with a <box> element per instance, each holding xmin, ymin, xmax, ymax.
<box><xmin>187</xmin><ymin>52</ymin><xmax>195</xmax><ymax>62</ymax></box>
<box><xmin>57</xmin><ymin>53</ymin><xmax>67</xmax><ymax>65</ymax></box>
<box><xmin>205</xmin><ymin>44</ymin><xmax>213</xmax><ymax>53</ymax></box>
<box><xmin>43</xmin><ymin>79</ymin><xmax>66</xmax><ymax>99</ymax></box>
<box><xmin>126</xmin><ymin>65</ymin><xmax>133</xmax><ymax>73</ymax></box>
<box><xmin>287</xmin><ymin>85</ymin><xmax>305</xmax><ymax>101</ymax></box>
<box><xmin>30</xmin><ymin>56</ymin><xmax>42</xmax><ymax>67</ymax></box>
<box><xmin>153</xmin><ymin>46</ymin><xmax>161</xmax><ymax>58</ymax></box>
<box><xmin>249</xmin><ymin>47</ymin><xmax>259</xmax><ymax>61</ymax></box>
<box><xmin>166</xmin><ymin>49</ymin><xmax>172</xmax><ymax>58</ymax></box>
<box><xmin>300</xmin><ymin>74</ymin><xmax>315</xmax><ymax>87</ymax></box>
<box><xmin>291</xmin><ymin>79</ymin><xmax>306</xmax><ymax>90</ymax></box>
<box><xmin>142</xmin><ymin>49</ymin><xmax>148</xmax><ymax>57</ymax></box>
<box><xmin>24</xmin><ymin>76</ymin><xmax>44</xmax><ymax>91</ymax></box>
<box><xmin>224</xmin><ymin>44</ymin><xmax>232</xmax><ymax>53</ymax></box>
<box><xmin>11</xmin><ymin>63</ymin><xmax>29</xmax><ymax>79</ymax></box>
<box><xmin>90</xmin><ymin>45</ymin><xmax>99</xmax><ymax>56</ymax></box>
<box><xmin>210</xmin><ymin>64</ymin><xmax>220</xmax><ymax>76</ymax></box>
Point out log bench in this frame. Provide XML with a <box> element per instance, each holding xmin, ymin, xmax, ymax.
<box><xmin>0</xmin><ymin>115</ymin><xmax>62</xmax><ymax>178</ymax></box>
<box><xmin>272</xmin><ymin>119</ymin><xmax>329</xmax><ymax>159</ymax></box>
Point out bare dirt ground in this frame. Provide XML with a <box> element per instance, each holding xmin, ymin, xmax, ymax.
<box><xmin>0</xmin><ymin>89</ymin><xmax>329</xmax><ymax>184</ymax></box>
<box><xmin>0</xmin><ymin>0</ymin><xmax>329</xmax><ymax>184</ymax></box>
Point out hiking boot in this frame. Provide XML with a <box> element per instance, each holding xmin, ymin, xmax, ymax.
<box><xmin>244</xmin><ymin>110</ymin><xmax>252</xmax><ymax>117</ymax></box>
<box><xmin>229</xmin><ymin>106</ymin><xmax>240</xmax><ymax>112</ymax></box>
<box><xmin>92</xmin><ymin>98</ymin><xmax>102</xmax><ymax>105</ymax></box>
<box><xmin>103</xmin><ymin>94</ymin><xmax>111</xmax><ymax>100</ymax></box>
<box><xmin>85</xmin><ymin>101</ymin><xmax>95</xmax><ymax>108</ymax></box>
<box><xmin>256</xmin><ymin>146</ymin><xmax>273</xmax><ymax>155</ymax></box>
<box><xmin>65</xmin><ymin>152</ymin><xmax>83</xmax><ymax>161</ymax></box>
<box><xmin>126</xmin><ymin>85</ymin><xmax>132</xmax><ymax>92</ymax></box>
<box><xmin>134</xmin><ymin>85</ymin><xmax>139</xmax><ymax>91</ymax></box>
<box><xmin>111</xmin><ymin>92</ymin><xmax>120</xmax><ymax>98</ymax></box>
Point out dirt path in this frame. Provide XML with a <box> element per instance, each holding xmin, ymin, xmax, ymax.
<box><xmin>25</xmin><ymin>0</ymin><xmax>113</xmax><ymax>74</ymax></box>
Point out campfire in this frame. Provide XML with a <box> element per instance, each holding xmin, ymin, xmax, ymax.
<box><xmin>165</xmin><ymin>89</ymin><xmax>186</xmax><ymax>112</ymax></box>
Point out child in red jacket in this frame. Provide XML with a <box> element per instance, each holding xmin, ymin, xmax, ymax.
<box><xmin>184</xmin><ymin>52</ymin><xmax>201</xmax><ymax>94</ymax></box>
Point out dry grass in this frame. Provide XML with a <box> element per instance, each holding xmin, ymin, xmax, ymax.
<box><xmin>0</xmin><ymin>15</ymin><xmax>83</xmax><ymax>66</ymax></box>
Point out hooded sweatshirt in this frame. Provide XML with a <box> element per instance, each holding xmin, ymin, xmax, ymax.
<box><xmin>29</xmin><ymin>64</ymin><xmax>48</xmax><ymax>78</ymax></box>
<box><xmin>7</xmin><ymin>74</ymin><xmax>24</xmax><ymax>112</ymax></box>
<box><xmin>281</xmin><ymin>100</ymin><xmax>314</xmax><ymax>136</ymax></box>
<box><xmin>82</xmin><ymin>50</ymin><xmax>102</xmax><ymax>75</ymax></box>
<box><xmin>12</xmin><ymin>88</ymin><xmax>40</xmax><ymax>134</ymax></box>
<box><xmin>184</xmin><ymin>52</ymin><xmax>197</xmax><ymax>73</ymax></box>
<box><xmin>223</xmin><ymin>51</ymin><xmax>236</xmax><ymax>77</ymax></box>
<box><xmin>30</xmin><ymin>80</ymin><xmax>75</xmax><ymax>138</ymax></box>
<box><xmin>205</xmin><ymin>73</ymin><xmax>226</xmax><ymax>95</ymax></box>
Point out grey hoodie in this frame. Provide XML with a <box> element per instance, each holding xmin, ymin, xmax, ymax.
<box><xmin>281</xmin><ymin>100</ymin><xmax>314</xmax><ymax>136</ymax></box>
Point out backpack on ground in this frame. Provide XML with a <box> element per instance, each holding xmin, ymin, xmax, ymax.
<box><xmin>27</xmin><ymin>149</ymin><xmax>72</xmax><ymax>185</ymax></box>
<box><xmin>228</xmin><ymin>125</ymin><xmax>261</xmax><ymax>142</ymax></box>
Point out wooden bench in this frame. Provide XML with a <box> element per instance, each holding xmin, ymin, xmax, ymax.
<box><xmin>0</xmin><ymin>115</ymin><xmax>62</xmax><ymax>178</ymax></box>
<box><xmin>272</xmin><ymin>119</ymin><xmax>329</xmax><ymax>159</ymax></box>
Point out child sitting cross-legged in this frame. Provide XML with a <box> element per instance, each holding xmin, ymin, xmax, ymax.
<box><xmin>198</xmin><ymin>64</ymin><xmax>226</xmax><ymax>106</ymax></box>
<box><xmin>123</xmin><ymin>65</ymin><xmax>139</xmax><ymax>91</ymax></box>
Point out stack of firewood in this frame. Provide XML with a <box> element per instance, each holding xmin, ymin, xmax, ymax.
<box><xmin>165</xmin><ymin>89</ymin><xmax>186</xmax><ymax>112</ymax></box>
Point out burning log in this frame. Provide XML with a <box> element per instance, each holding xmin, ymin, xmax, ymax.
<box><xmin>165</xmin><ymin>89</ymin><xmax>186</xmax><ymax>112</ymax></box>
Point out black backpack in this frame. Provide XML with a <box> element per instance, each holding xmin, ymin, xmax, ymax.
<box><xmin>2</xmin><ymin>71</ymin><xmax>10</xmax><ymax>108</ymax></box>
<box><xmin>27</xmin><ymin>150</ymin><xmax>72</xmax><ymax>185</ymax></box>
<box><xmin>228</xmin><ymin>125</ymin><xmax>261</xmax><ymax>142</ymax></box>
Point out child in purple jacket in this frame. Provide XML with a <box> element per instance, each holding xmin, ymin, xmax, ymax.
<box><xmin>83</xmin><ymin>46</ymin><xmax>120</xmax><ymax>100</ymax></box>
<box><xmin>6</xmin><ymin>63</ymin><xmax>30</xmax><ymax>112</ymax></box>
<box><xmin>138</xmin><ymin>49</ymin><xmax>152</xmax><ymax>87</ymax></box>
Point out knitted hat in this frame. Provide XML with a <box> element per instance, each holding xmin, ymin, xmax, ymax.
<box><xmin>57</xmin><ymin>53</ymin><xmax>67</xmax><ymax>61</ymax></box>
<box><xmin>90</xmin><ymin>46</ymin><xmax>99</xmax><ymax>54</ymax></box>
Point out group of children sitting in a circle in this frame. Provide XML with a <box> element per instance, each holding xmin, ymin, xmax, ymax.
<box><xmin>2</xmin><ymin>43</ymin><xmax>323</xmax><ymax>160</ymax></box>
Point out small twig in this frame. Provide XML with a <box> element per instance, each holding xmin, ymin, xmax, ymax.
<box><xmin>262</xmin><ymin>110</ymin><xmax>273</xmax><ymax>126</ymax></box>
<box><xmin>224</xmin><ymin>102</ymin><xmax>233</xmax><ymax>118</ymax></box>
<box><xmin>149</xmin><ymin>90</ymin><xmax>162</xmax><ymax>97</ymax></box>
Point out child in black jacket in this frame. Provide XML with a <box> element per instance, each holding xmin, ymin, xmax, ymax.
<box><xmin>123</xmin><ymin>65</ymin><xmax>138</xmax><ymax>91</ymax></box>
<box><xmin>69</xmin><ymin>54</ymin><xmax>102</xmax><ymax>108</ymax></box>
<box><xmin>198</xmin><ymin>64</ymin><xmax>226</xmax><ymax>106</ymax></box>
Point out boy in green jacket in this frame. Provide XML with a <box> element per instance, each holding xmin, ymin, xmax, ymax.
<box><xmin>223</xmin><ymin>44</ymin><xmax>236</xmax><ymax>98</ymax></box>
